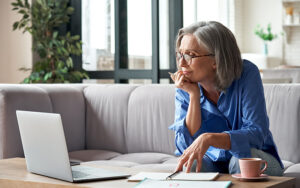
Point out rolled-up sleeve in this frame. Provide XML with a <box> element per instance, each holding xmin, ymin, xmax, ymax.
<box><xmin>169</xmin><ymin>89</ymin><xmax>195</xmax><ymax>155</ymax></box>
<box><xmin>224</xmin><ymin>64</ymin><xmax>269</xmax><ymax>158</ymax></box>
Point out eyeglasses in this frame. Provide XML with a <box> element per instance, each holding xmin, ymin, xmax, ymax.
<box><xmin>176</xmin><ymin>52</ymin><xmax>214</xmax><ymax>65</ymax></box>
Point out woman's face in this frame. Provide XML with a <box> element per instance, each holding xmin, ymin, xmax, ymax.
<box><xmin>178</xmin><ymin>34</ymin><xmax>216</xmax><ymax>83</ymax></box>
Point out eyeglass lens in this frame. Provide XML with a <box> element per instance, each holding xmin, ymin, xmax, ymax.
<box><xmin>176</xmin><ymin>52</ymin><xmax>191</xmax><ymax>63</ymax></box>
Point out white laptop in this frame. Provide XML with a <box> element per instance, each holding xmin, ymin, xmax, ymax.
<box><xmin>16</xmin><ymin>110</ymin><xmax>130</xmax><ymax>183</ymax></box>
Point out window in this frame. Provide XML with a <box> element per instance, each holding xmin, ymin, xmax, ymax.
<box><xmin>82</xmin><ymin>0</ymin><xmax>115</xmax><ymax>71</ymax></box>
<box><xmin>159</xmin><ymin>0</ymin><xmax>170</xmax><ymax>70</ymax></box>
<box><xmin>71</xmin><ymin>0</ymin><xmax>233</xmax><ymax>83</ymax></box>
<box><xmin>71</xmin><ymin>0</ymin><xmax>182</xmax><ymax>83</ymax></box>
<box><xmin>128</xmin><ymin>0</ymin><xmax>152</xmax><ymax>70</ymax></box>
<box><xmin>183</xmin><ymin>0</ymin><xmax>230</xmax><ymax>28</ymax></box>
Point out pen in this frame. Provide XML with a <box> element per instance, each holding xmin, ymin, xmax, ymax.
<box><xmin>166</xmin><ymin>171</ymin><xmax>179</xmax><ymax>180</ymax></box>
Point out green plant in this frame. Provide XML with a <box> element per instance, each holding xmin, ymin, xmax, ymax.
<box><xmin>12</xmin><ymin>0</ymin><xmax>89</xmax><ymax>83</ymax></box>
<box><xmin>254</xmin><ymin>23</ymin><xmax>278</xmax><ymax>42</ymax></box>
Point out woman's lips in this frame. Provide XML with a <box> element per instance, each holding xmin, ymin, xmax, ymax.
<box><xmin>183</xmin><ymin>71</ymin><xmax>191</xmax><ymax>76</ymax></box>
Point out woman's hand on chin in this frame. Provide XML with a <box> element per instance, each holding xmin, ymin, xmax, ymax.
<box><xmin>175</xmin><ymin>133</ymin><xmax>211</xmax><ymax>173</ymax></box>
<box><xmin>169</xmin><ymin>71</ymin><xmax>200</xmax><ymax>97</ymax></box>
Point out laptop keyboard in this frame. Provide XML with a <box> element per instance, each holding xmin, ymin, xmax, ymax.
<box><xmin>72</xmin><ymin>170</ymin><xmax>90</xmax><ymax>179</ymax></box>
<box><xmin>71</xmin><ymin>165</ymin><xmax>130</xmax><ymax>181</ymax></box>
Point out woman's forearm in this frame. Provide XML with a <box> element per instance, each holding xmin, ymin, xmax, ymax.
<box><xmin>185</xmin><ymin>94</ymin><xmax>201</xmax><ymax>136</ymax></box>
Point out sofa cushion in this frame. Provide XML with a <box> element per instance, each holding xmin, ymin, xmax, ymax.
<box><xmin>84</xmin><ymin>85</ymin><xmax>138</xmax><ymax>153</ymax></box>
<box><xmin>85</xmin><ymin>160</ymin><xmax>177</xmax><ymax>172</ymax></box>
<box><xmin>264</xmin><ymin>84</ymin><xmax>300</xmax><ymax>163</ymax></box>
<box><xmin>69</xmin><ymin>149</ymin><xmax>121</xmax><ymax>162</ymax></box>
<box><xmin>282</xmin><ymin>160</ymin><xmax>295</xmax><ymax>171</ymax></box>
<box><xmin>127</xmin><ymin>85</ymin><xmax>176</xmax><ymax>155</ymax></box>
<box><xmin>283</xmin><ymin>163</ymin><xmax>300</xmax><ymax>187</ymax></box>
<box><xmin>162</xmin><ymin>157</ymin><xmax>178</xmax><ymax>164</ymax></box>
<box><xmin>84</xmin><ymin>160</ymin><xmax>139</xmax><ymax>168</ymax></box>
<box><xmin>110</xmin><ymin>152</ymin><xmax>175</xmax><ymax>164</ymax></box>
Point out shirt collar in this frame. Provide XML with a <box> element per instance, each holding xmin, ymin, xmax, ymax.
<box><xmin>199</xmin><ymin>84</ymin><xmax>225</xmax><ymax>118</ymax></box>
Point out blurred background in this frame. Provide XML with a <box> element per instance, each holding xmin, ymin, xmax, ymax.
<box><xmin>1</xmin><ymin>0</ymin><xmax>299</xmax><ymax>84</ymax></box>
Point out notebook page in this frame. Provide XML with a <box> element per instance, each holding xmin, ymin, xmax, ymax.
<box><xmin>128</xmin><ymin>172</ymin><xmax>170</xmax><ymax>182</ymax></box>
<box><xmin>172</xmin><ymin>172</ymin><xmax>219</xmax><ymax>181</ymax></box>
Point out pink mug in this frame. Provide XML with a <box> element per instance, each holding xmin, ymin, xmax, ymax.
<box><xmin>239</xmin><ymin>158</ymin><xmax>268</xmax><ymax>178</ymax></box>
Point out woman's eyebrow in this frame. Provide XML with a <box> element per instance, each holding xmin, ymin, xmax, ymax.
<box><xmin>178</xmin><ymin>49</ymin><xmax>201</xmax><ymax>54</ymax></box>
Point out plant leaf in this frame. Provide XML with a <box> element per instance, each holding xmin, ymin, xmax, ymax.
<box><xmin>53</xmin><ymin>31</ymin><xmax>58</xmax><ymax>39</ymax></box>
<box><xmin>66</xmin><ymin>57</ymin><xmax>73</xmax><ymax>68</ymax></box>
<box><xmin>13</xmin><ymin>22</ymin><xmax>19</xmax><ymax>30</ymax></box>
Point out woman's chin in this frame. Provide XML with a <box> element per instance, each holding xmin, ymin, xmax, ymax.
<box><xmin>188</xmin><ymin>78</ymin><xmax>200</xmax><ymax>83</ymax></box>
<box><xmin>184</xmin><ymin>75</ymin><xmax>194</xmax><ymax>82</ymax></box>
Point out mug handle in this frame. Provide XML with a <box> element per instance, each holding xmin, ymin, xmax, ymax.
<box><xmin>260</xmin><ymin>160</ymin><xmax>268</xmax><ymax>175</ymax></box>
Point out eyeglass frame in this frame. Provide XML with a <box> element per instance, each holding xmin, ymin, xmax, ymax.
<box><xmin>175</xmin><ymin>52</ymin><xmax>214</xmax><ymax>65</ymax></box>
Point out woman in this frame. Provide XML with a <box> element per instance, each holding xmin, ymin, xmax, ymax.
<box><xmin>169</xmin><ymin>21</ymin><xmax>283</xmax><ymax>175</ymax></box>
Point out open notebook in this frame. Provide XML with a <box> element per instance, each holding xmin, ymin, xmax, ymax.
<box><xmin>134</xmin><ymin>178</ymin><xmax>231</xmax><ymax>188</ymax></box>
<box><xmin>128</xmin><ymin>172</ymin><xmax>219</xmax><ymax>182</ymax></box>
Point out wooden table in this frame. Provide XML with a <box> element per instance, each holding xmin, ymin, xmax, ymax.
<box><xmin>0</xmin><ymin>158</ymin><xmax>296</xmax><ymax>188</ymax></box>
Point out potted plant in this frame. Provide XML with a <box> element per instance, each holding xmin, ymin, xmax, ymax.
<box><xmin>11</xmin><ymin>0</ymin><xmax>88</xmax><ymax>83</ymax></box>
<box><xmin>254</xmin><ymin>23</ymin><xmax>278</xmax><ymax>56</ymax></box>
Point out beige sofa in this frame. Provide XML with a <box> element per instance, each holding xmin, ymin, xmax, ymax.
<box><xmin>0</xmin><ymin>84</ymin><xmax>300</xmax><ymax>185</ymax></box>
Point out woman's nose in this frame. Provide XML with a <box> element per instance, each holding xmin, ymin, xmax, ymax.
<box><xmin>178</xmin><ymin>58</ymin><xmax>188</xmax><ymax>67</ymax></box>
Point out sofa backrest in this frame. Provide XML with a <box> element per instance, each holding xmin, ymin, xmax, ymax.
<box><xmin>126</xmin><ymin>85</ymin><xmax>176</xmax><ymax>155</ymax></box>
<box><xmin>84</xmin><ymin>84</ymin><xmax>138</xmax><ymax>154</ymax></box>
<box><xmin>35</xmin><ymin>85</ymin><xmax>86</xmax><ymax>153</ymax></box>
<box><xmin>83</xmin><ymin>84</ymin><xmax>176</xmax><ymax>155</ymax></box>
<box><xmin>1</xmin><ymin>84</ymin><xmax>300</xmax><ymax>163</ymax></box>
<box><xmin>0</xmin><ymin>84</ymin><xmax>86</xmax><ymax>159</ymax></box>
<box><xmin>264</xmin><ymin>84</ymin><xmax>300</xmax><ymax>163</ymax></box>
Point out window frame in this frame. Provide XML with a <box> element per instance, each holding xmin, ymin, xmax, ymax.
<box><xmin>70</xmin><ymin>0</ymin><xmax>183</xmax><ymax>83</ymax></box>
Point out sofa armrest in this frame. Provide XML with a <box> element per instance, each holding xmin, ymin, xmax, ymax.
<box><xmin>0</xmin><ymin>85</ymin><xmax>52</xmax><ymax>159</ymax></box>
<box><xmin>264</xmin><ymin>84</ymin><xmax>300</xmax><ymax>163</ymax></box>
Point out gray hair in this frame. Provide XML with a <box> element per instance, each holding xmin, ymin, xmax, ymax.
<box><xmin>176</xmin><ymin>21</ymin><xmax>243</xmax><ymax>92</ymax></box>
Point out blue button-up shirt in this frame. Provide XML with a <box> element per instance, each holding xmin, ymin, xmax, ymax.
<box><xmin>169</xmin><ymin>60</ymin><xmax>283</xmax><ymax>168</ymax></box>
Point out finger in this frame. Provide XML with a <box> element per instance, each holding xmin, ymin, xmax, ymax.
<box><xmin>178</xmin><ymin>153</ymin><xmax>186</xmax><ymax>161</ymax></box>
<box><xmin>176</xmin><ymin>155</ymin><xmax>188</xmax><ymax>172</ymax></box>
<box><xmin>175</xmin><ymin>74</ymin><xmax>184</xmax><ymax>88</ymax></box>
<box><xmin>175</xmin><ymin>162</ymin><xmax>183</xmax><ymax>172</ymax></box>
<box><xmin>179</xmin><ymin>75</ymin><xmax>185</xmax><ymax>86</ymax></box>
<box><xmin>175</xmin><ymin>71</ymin><xmax>183</xmax><ymax>81</ymax></box>
<box><xmin>185</xmin><ymin>154</ymin><xmax>195</xmax><ymax>173</ymax></box>
<box><xmin>174</xmin><ymin>72</ymin><xmax>179</xmax><ymax>81</ymax></box>
<box><xmin>185</xmin><ymin>160</ymin><xmax>192</xmax><ymax>173</ymax></box>
<box><xmin>168</xmin><ymin>72</ymin><xmax>175</xmax><ymax>82</ymax></box>
<box><xmin>196</xmin><ymin>156</ymin><xmax>202</xmax><ymax>173</ymax></box>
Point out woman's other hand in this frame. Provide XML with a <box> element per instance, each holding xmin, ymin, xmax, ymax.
<box><xmin>175</xmin><ymin>133</ymin><xmax>231</xmax><ymax>173</ymax></box>
<box><xmin>169</xmin><ymin>71</ymin><xmax>200</xmax><ymax>97</ymax></box>
<box><xmin>175</xmin><ymin>133</ymin><xmax>211</xmax><ymax>173</ymax></box>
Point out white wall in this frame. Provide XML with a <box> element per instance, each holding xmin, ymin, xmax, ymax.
<box><xmin>241</xmin><ymin>0</ymin><xmax>283</xmax><ymax>59</ymax></box>
<box><xmin>0</xmin><ymin>0</ymin><xmax>32</xmax><ymax>83</ymax></box>
<box><xmin>231</xmin><ymin>0</ymin><xmax>243</xmax><ymax>52</ymax></box>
